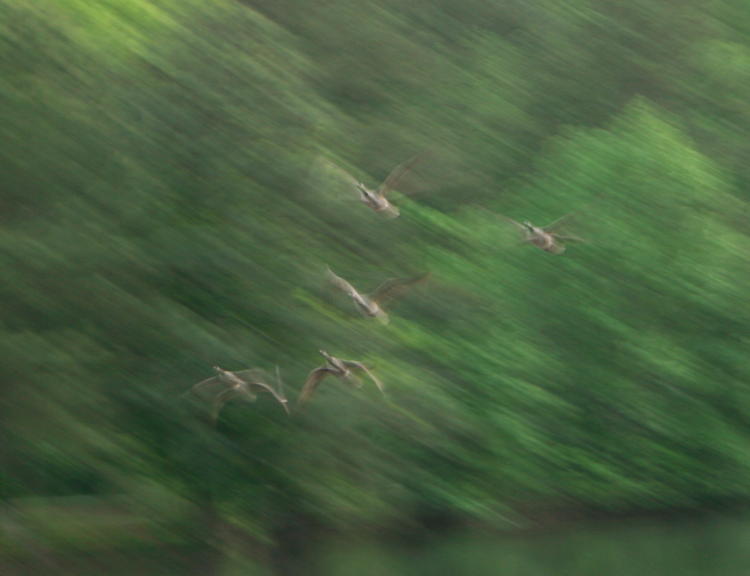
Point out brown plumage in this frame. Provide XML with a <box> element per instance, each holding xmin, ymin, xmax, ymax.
<box><xmin>188</xmin><ymin>365</ymin><xmax>289</xmax><ymax>422</ymax></box>
<box><xmin>297</xmin><ymin>350</ymin><xmax>384</xmax><ymax>407</ymax></box>
<box><xmin>489</xmin><ymin>210</ymin><xmax>585</xmax><ymax>254</ymax></box>
<box><xmin>326</xmin><ymin>267</ymin><xmax>430</xmax><ymax>324</ymax></box>
<box><xmin>321</xmin><ymin>154</ymin><xmax>425</xmax><ymax>218</ymax></box>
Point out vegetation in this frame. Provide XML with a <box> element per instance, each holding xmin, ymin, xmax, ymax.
<box><xmin>2</xmin><ymin>0</ymin><xmax>750</xmax><ymax>556</ymax></box>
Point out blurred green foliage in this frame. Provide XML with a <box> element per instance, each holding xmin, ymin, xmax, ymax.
<box><xmin>2</xmin><ymin>0</ymin><xmax>750</xmax><ymax>545</ymax></box>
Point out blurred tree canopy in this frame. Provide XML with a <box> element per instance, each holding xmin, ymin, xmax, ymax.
<box><xmin>2</xmin><ymin>0</ymin><xmax>750</xmax><ymax>537</ymax></box>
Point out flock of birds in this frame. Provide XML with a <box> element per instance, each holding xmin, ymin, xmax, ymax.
<box><xmin>185</xmin><ymin>155</ymin><xmax>585</xmax><ymax>423</ymax></box>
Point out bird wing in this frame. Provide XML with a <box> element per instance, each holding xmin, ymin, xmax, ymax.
<box><xmin>188</xmin><ymin>375</ymin><xmax>225</xmax><ymax>397</ymax></box>
<box><xmin>543</xmin><ymin>213</ymin><xmax>575</xmax><ymax>233</ymax></box>
<box><xmin>326</xmin><ymin>267</ymin><xmax>360</xmax><ymax>298</ymax></box>
<box><xmin>211</xmin><ymin>387</ymin><xmax>254</xmax><ymax>422</ymax></box>
<box><xmin>297</xmin><ymin>367</ymin><xmax>334</xmax><ymax>407</ymax></box>
<box><xmin>378</xmin><ymin>153</ymin><xmax>424</xmax><ymax>197</ymax></box>
<box><xmin>232</xmin><ymin>368</ymin><xmax>270</xmax><ymax>383</ymax></box>
<box><xmin>370</xmin><ymin>272</ymin><xmax>430</xmax><ymax>306</ymax></box>
<box><xmin>275</xmin><ymin>365</ymin><xmax>285</xmax><ymax>397</ymax></box>
<box><xmin>327</xmin><ymin>267</ymin><xmax>373</xmax><ymax>313</ymax></box>
<box><xmin>316</xmin><ymin>156</ymin><xmax>360</xmax><ymax>188</ymax></box>
<box><xmin>476</xmin><ymin>206</ymin><xmax>527</xmax><ymax>231</ymax></box>
<box><xmin>552</xmin><ymin>232</ymin><xmax>586</xmax><ymax>243</ymax></box>
<box><xmin>248</xmin><ymin>379</ymin><xmax>290</xmax><ymax>415</ymax></box>
<box><xmin>476</xmin><ymin>207</ymin><xmax>535</xmax><ymax>246</ymax></box>
<box><xmin>544</xmin><ymin>214</ymin><xmax>585</xmax><ymax>245</ymax></box>
<box><xmin>343</xmin><ymin>361</ymin><xmax>385</xmax><ymax>395</ymax></box>
<box><xmin>342</xmin><ymin>370</ymin><xmax>364</xmax><ymax>388</ymax></box>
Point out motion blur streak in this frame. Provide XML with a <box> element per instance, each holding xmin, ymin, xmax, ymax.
<box><xmin>1</xmin><ymin>0</ymin><xmax>749</xmax><ymax>574</ymax></box>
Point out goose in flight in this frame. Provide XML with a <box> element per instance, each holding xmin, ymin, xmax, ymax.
<box><xmin>323</xmin><ymin>154</ymin><xmax>424</xmax><ymax>218</ymax></box>
<box><xmin>297</xmin><ymin>350</ymin><xmax>384</xmax><ymax>407</ymax></box>
<box><xmin>326</xmin><ymin>267</ymin><xmax>429</xmax><ymax>324</ymax></box>
<box><xmin>497</xmin><ymin>213</ymin><xmax>585</xmax><ymax>254</ymax></box>
<box><xmin>188</xmin><ymin>365</ymin><xmax>290</xmax><ymax>422</ymax></box>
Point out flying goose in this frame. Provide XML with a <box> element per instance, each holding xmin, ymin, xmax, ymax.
<box><xmin>497</xmin><ymin>213</ymin><xmax>585</xmax><ymax>254</ymax></box>
<box><xmin>297</xmin><ymin>350</ymin><xmax>384</xmax><ymax>407</ymax></box>
<box><xmin>189</xmin><ymin>365</ymin><xmax>290</xmax><ymax>421</ymax></box>
<box><xmin>326</xmin><ymin>267</ymin><xmax>429</xmax><ymax>324</ymax></box>
<box><xmin>325</xmin><ymin>154</ymin><xmax>424</xmax><ymax>218</ymax></box>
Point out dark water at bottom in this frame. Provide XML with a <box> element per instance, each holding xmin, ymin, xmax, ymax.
<box><xmin>4</xmin><ymin>514</ymin><xmax>750</xmax><ymax>575</ymax></box>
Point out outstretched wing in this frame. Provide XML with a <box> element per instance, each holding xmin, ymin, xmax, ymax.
<box><xmin>343</xmin><ymin>361</ymin><xmax>385</xmax><ymax>395</ymax></box>
<box><xmin>274</xmin><ymin>366</ymin><xmax>291</xmax><ymax>415</ymax></box>
<box><xmin>476</xmin><ymin>206</ymin><xmax>526</xmax><ymax>231</ymax></box>
<box><xmin>342</xmin><ymin>370</ymin><xmax>364</xmax><ymax>388</ymax></box>
<box><xmin>326</xmin><ymin>267</ymin><xmax>360</xmax><ymax>299</ymax></box>
<box><xmin>544</xmin><ymin>214</ymin><xmax>585</xmax><ymax>244</ymax></box>
<box><xmin>248</xmin><ymin>379</ymin><xmax>290</xmax><ymax>415</ymax></box>
<box><xmin>370</xmin><ymin>272</ymin><xmax>430</xmax><ymax>306</ymax></box>
<box><xmin>187</xmin><ymin>375</ymin><xmax>224</xmax><ymax>397</ymax></box>
<box><xmin>232</xmin><ymin>368</ymin><xmax>270</xmax><ymax>383</ymax></box>
<box><xmin>552</xmin><ymin>232</ymin><xmax>586</xmax><ymax>243</ymax></box>
<box><xmin>274</xmin><ymin>365</ymin><xmax>286</xmax><ymax>398</ymax></box>
<box><xmin>211</xmin><ymin>387</ymin><xmax>255</xmax><ymax>423</ymax></box>
<box><xmin>314</xmin><ymin>156</ymin><xmax>360</xmax><ymax>188</ymax></box>
<box><xmin>297</xmin><ymin>367</ymin><xmax>334</xmax><ymax>407</ymax></box>
<box><xmin>543</xmin><ymin>213</ymin><xmax>575</xmax><ymax>233</ymax></box>
<box><xmin>378</xmin><ymin>153</ymin><xmax>424</xmax><ymax>197</ymax></box>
